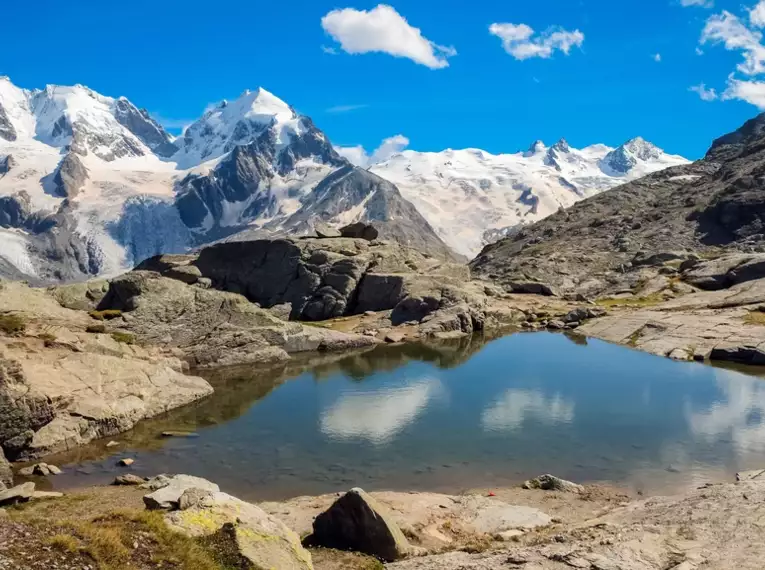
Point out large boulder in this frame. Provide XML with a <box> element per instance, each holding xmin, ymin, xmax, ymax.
<box><xmin>0</xmin><ymin>448</ymin><xmax>11</xmax><ymax>489</ymax></box>
<box><xmin>307</xmin><ymin>487</ymin><xmax>411</xmax><ymax>562</ymax></box>
<box><xmin>0</xmin><ymin>482</ymin><xmax>34</xmax><ymax>506</ymax></box>
<box><xmin>165</xmin><ymin>491</ymin><xmax>313</xmax><ymax>570</ymax></box>
<box><xmin>522</xmin><ymin>474</ymin><xmax>584</xmax><ymax>493</ymax></box>
<box><xmin>340</xmin><ymin>222</ymin><xmax>379</xmax><ymax>241</ymax></box>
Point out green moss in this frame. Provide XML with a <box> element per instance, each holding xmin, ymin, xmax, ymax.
<box><xmin>596</xmin><ymin>294</ymin><xmax>665</xmax><ymax>308</ymax></box>
<box><xmin>89</xmin><ymin>309</ymin><xmax>122</xmax><ymax>321</ymax></box>
<box><xmin>0</xmin><ymin>313</ymin><xmax>26</xmax><ymax>336</ymax></box>
<box><xmin>86</xmin><ymin>323</ymin><xmax>106</xmax><ymax>334</ymax></box>
<box><xmin>38</xmin><ymin>332</ymin><xmax>57</xmax><ymax>347</ymax></box>
<box><xmin>111</xmin><ymin>332</ymin><xmax>135</xmax><ymax>345</ymax></box>
<box><xmin>744</xmin><ymin>311</ymin><xmax>765</xmax><ymax>326</ymax></box>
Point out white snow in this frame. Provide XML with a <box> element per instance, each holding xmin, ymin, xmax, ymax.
<box><xmin>370</xmin><ymin>140</ymin><xmax>690</xmax><ymax>257</ymax></box>
<box><xmin>0</xmin><ymin>229</ymin><xmax>36</xmax><ymax>277</ymax></box>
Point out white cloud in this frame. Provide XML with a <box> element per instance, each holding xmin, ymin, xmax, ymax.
<box><xmin>654</xmin><ymin>53</ymin><xmax>662</xmax><ymax>62</ymax></box>
<box><xmin>321</xmin><ymin>4</ymin><xmax>456</xmax><ymax>69</ymax></box>
<box><xmin>750</xmin><ymin>0</ymin><xmax>765</xmax><ymax>27</ymax></box>
<box><xmin>335</xmin><ymin>134</ymin><xmax>410</xmax><ymax>167</ymax></box>
<box><xmin>696</xmin><ymin>46</ymin><xmax>705</xmax><ymax>55</ymax></box>
<box><xmin>320</xmin><ymin>378</ymin><xmax>442</xmax><ymax>444</ymax></box>
<box><xmin>325</xmin><ymin>104</ymin><xmax>368</xmax><ymax>113</ymax></box>
<box><xmin>701</xmin><ymin>10</ymin><xmax>765</xmax><ymax>75</ymax></box>
<box><xmin>481</xmin><ymin>389</ymin><xmax>574</xmax><ymax>432</ymax></box>
<box><xmin>321</xmin><ymin>45</ymin><xmax>338</xmax><ymax>55</ymax></box>
<box><xmin>489</xmin><ymin>22</ymin><xmax>584</xmax><ymax>60</ymax></box>
<box><xmin>681</xmin><ymin>0</ymin><xmax>713</xmax><ymax>7</ymax></box>
<box><xmin>723</xmin><ymin>76</ymin><xmax>765</xmax><ymax>107</ymax></box>
<box><xmin>689</xmin><ymin>82</ymin><xmax>719</xmax><ymax>100</ymax></box>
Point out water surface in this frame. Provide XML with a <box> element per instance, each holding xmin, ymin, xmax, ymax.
<box><xmin>43</xmin><ymin>332</ymin><xmax>765</xmax><ymax>501</ymax></box>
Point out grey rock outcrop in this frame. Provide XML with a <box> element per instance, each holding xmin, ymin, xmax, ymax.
<box><xmin>128</xmin><ymin>238</ymin><xmax>479</xmax><ymax>337</ymax></box>
<box><xmin>52</xmin><ymin>152</ymin><xmax>88</xmax><ymax>198</ymax></box>
<box><xmin>0</xmin><ymin>103</ymin><xmax>17</xmax><ymax>142</ymax></box>
<box><xmin>112</xmin><ymin>97</ymin><xmax>178</xmax><ymax>158</ymax></box>
<box><xmin>0</xmin><ymin>482</ymin><xmax>34</xmax><ymax>506</ymax></box>
<box><xmin>0</xmin><ymin>154</ymin><xmax>15</xmax><ymax>175</ymax></box>
<box><xmin>97</xmin><ymin>268</ymin><xmax>378</xmax><ymax>367</ymax></box>
<box><xmin>308</xmin><ymin>487</ymin><xmax>411</xmax><ymax>562</ymax></box>
<box><xmin>0</xmin><ymin>448</ymin><xmax>12</xmax><ymax>489</ymax></box>
<box><xmin>314</xmin><ymin>222</ymin><xmax>340</xmax><ymax>238</ymax></box>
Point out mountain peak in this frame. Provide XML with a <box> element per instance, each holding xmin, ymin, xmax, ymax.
<box><xmin>525</xmin><ymin>140</ymin><xmax>546</xmax><ymax>155</ymax></box>
<box><xmin>551</xmin><ymin>138</ymin><xmax>570</xmax><ymax>152</ymax></box>
<box><xmin>620</xmin><ymin>137</ymin><xmax>661</xmax><ymax>160</ymax></box>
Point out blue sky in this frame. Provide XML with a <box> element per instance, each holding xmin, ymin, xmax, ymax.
<box><xmin>3</xmin><ymin>0</ymin><xmax>765</xmax><ymax>159</ymax></box>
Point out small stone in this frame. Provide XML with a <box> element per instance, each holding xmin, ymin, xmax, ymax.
<box><xmin>118</xmin><ymin>458</ymin><xmax>134</xmax><ymax>467</ymax></box>
<box><xmin>33</xmin><ymin>463</ymin><xmax>51</xmax><ymax>476</ymax></box>
<box><xmin>106</xmin><ymin>441</ymin><xmax>120</xmax><ymax>447</ymax></box>
<box><xmin>178</xmin><ymin>487</ymin><xmax>214</xmax><ymax>510</ymax></box>
<box><xmin>17</xmin><ymin>466</ymin><xmax>35</xmax><ymax>477</ymax></box>
<box><xmin>547</xmin><ymin>320</ymin><xmax>566</xmax><ymax>330</ymax></box>
<box><xmin>364</xmin><ymin>311</ymin><xmax>376</xmax><ymax>317</ymax></box>
<box><xmin>384</xmin><ymin>331</ymin><xmax>406</xmax><ymax>343</ymax></box>
<box><xmin>112</xmin><ymin>474</ymin><xmax>147</xmax><ymax>486</ymax></box>
<box><xmin>522</xmin><ymin>474</ymin><xmax>583</xmax><ymax>493</ymax></box>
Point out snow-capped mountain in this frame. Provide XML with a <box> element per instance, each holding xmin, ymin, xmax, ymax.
<box><xmin>369</xmin><ymin>138</ymin><xmax>689</xmax><ymax>257</ymax></box>
<box><xmin>0</xmin><ymin>77</ymin><xmax>453</xmax><ymax>283</ymax></box>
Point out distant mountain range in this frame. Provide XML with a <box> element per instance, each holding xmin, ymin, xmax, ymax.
<box><xmin>0</xmin><ymin>76</ymin><xmax>688</xmax><ymax>282</ymax></box>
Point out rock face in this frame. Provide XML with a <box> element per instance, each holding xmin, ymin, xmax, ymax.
<box><xmin>469</xmin><ymin>111</ymin><xmax>765</xmax><ymax>299</ymax></box>
<box><xmin>308</xmin><ymin>488</ymin><xmax>411</xmax><ymax>562</ymax></box>
<box><xmin>96</xmin><ymin>269</ymin><xmax>378</xmax><ymax>368</ymax></box>
<box><xmin>0</xmin><ymin>280</ymin><xmax>213</xmax><ymax>460</ymax></box>
<box><xmin>112</xmin><ymin>97</ymin><xmax>178</xmax><ymax>158</ymax></box>
<box><xmin>164</xmin><ymin>484</ymin><xmax>313</xmax><ymax>570</ymax></box>
<box><xmin>131</xmin><ymin>237</ymin><xmax>476</xmax><ymax>327</ymax></box>
<box><xmin>52</xmin><ymin>152</ymin><xmax>88</xmax><ymax>198</ymax></box>
<box><xmin>0</xmin><ymin>448</ymin><xmax>12</xmax><ymax>488</ymax></box>
<box><xmin>0</xmin><ymin>154</ymin><xmax>15</xmax><ymax>175</ymax></box>
<box><xmin>0</xmin><ymin>482</ymin><xmax>33</xmax><ymax>506</ymax></box>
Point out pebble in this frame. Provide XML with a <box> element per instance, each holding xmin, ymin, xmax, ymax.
<box><xmin>118</xmin><ymin>458</ymin><xmax>134</xmax><ymax>467</ymax></box>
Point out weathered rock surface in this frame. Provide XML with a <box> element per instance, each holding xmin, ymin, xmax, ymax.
<box><xmin>143</xmin><ymin>474</ymin><xmax>220</xmax><ymax>510</ymax></box>
<box><xmin>340</xmin><ymin>222</ymin><xmax>379</xmax><ymax>241</ymax></box>
<box><xmin>0</xmin><ymin>281</ymin><xmax>213</xmax><ymax>460</ymax></box>
<box><xmin>97</xmin><ymin>270</ymin><xmax>377</xmax><ymax>368</ymax></box>
<box><xmin>308</xmin><ymin>487</ymin><xmax>412</xmax><ymax>561</ymax></box>
<box><xmin>0</xmin><ymin>449</ymin><xmax>11</xmax><ymax>488</ymax></box>
<box><xmin>164</xmin><ymin>488</ymin><xmax>313</xmax><ymax>570</ymax></box>
<box><xmin>0</xmin><ymin>482</ymin><xmax>34</xmax><ymax>506</ymax></box>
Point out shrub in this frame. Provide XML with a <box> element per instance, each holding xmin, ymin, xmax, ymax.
<box><xmin>111</xmin><ymin>332</ymin><xmax>135</xmax><ymax>345</ymax></box>
<box><xmin>89</xmin><ymin>310</ymin><xmax>122</xmax><ymax>321</ymax></box>
<box><xmin>0</xmin><ymin>313</ymin><xmax>26</xmax><ymax>336</ymax></box>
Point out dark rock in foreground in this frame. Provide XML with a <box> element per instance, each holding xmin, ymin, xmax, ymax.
<box><xmin>307</xmin><ymin>487</ymin><xmax>411</xmax><ymax>561</ymax></box>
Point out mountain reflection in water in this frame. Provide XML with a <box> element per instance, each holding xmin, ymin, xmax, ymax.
<box><xmin>38</xmin><ymin>332</ymin><xmax>765</xmax><ymax>501</ymax></box>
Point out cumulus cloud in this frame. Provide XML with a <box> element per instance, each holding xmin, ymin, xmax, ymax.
<box><xmin>723</xmin><ymin>76</ymin><xmax>765</xmax><ymax>107</ymax></box>
<box><xmin>681</xmin><ymin>0</ymin><xmax>713</xmax><ymax>7</ymax></box>
<box><xmin>750</xmin><ymin>0</ymin><xmax>765</xmax><ymax>27</ymax></box>
<box><xmin>489</xmin><ymin>23</ymin><xmax>584</xmax><ymax>60</ymax></box>
<box><xmin>335</xmin><ymin>134</ymin><xmax>410</xmax><ymax>167</ymax></box>
<box><xmin>321</xmin><ymin>4</ymin><xmax>456</xmax><ymax>69</ymax></box>
<box><xmin>701</xmin><ymin>10</ymin><xmax>765</xmax><ymax>75</ymax></box>
<box><xmin>689</xmin><ymin>82</ymin><xmax>719</xmax><ymax>101</ymax></box>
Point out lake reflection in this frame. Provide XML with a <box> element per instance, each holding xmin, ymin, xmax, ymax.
<box><xmin>44</xmin><ymin>332</ymin><xmax>765</xmax><ymax>501</ymax></box>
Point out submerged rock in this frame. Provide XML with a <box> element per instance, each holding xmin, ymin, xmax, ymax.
<box><xmin>308</xmin><ymin>487</ymin><xmax>411</xmax><ymax>562</ymax></box>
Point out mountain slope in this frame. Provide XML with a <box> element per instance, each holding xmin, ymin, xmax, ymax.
<box><xmin>368</xmin><ymin>138</ymin><xmax>688</xmax><ymax>257</ymax></box>
<box><xmin>0</xmin><ymin>78</ymin><xmax>460</xmax><ymax>283</ymax></box>
<box><xmin>469</xmin><ymin>114</ymin><xmax>765</xmax><ymax>298</ymax></box>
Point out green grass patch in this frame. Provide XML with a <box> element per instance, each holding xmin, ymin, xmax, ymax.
<box><xmin>86</xmin><ymin>323</ymin><xmax>106</xmax><ymax>334</ymax></box>
<box><xmin>0</xmin><ymin>313</ymin><xmax>26</xmax><ymax>336</ymax></box>
<box><xmin>744</xmin><ymin>311</ymin><xmax>765</xmax><ymax>326</ymax></box>
<box><xmin>111</xmin><ymin>332</ymin><xmax>135</xmax><ymax>345</ymax></box>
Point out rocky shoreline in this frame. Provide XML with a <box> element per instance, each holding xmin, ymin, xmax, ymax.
<box><xmin>0</xmin><ymin>467</ymin><xmax>762</xmax><ymax>569</ymax></box>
